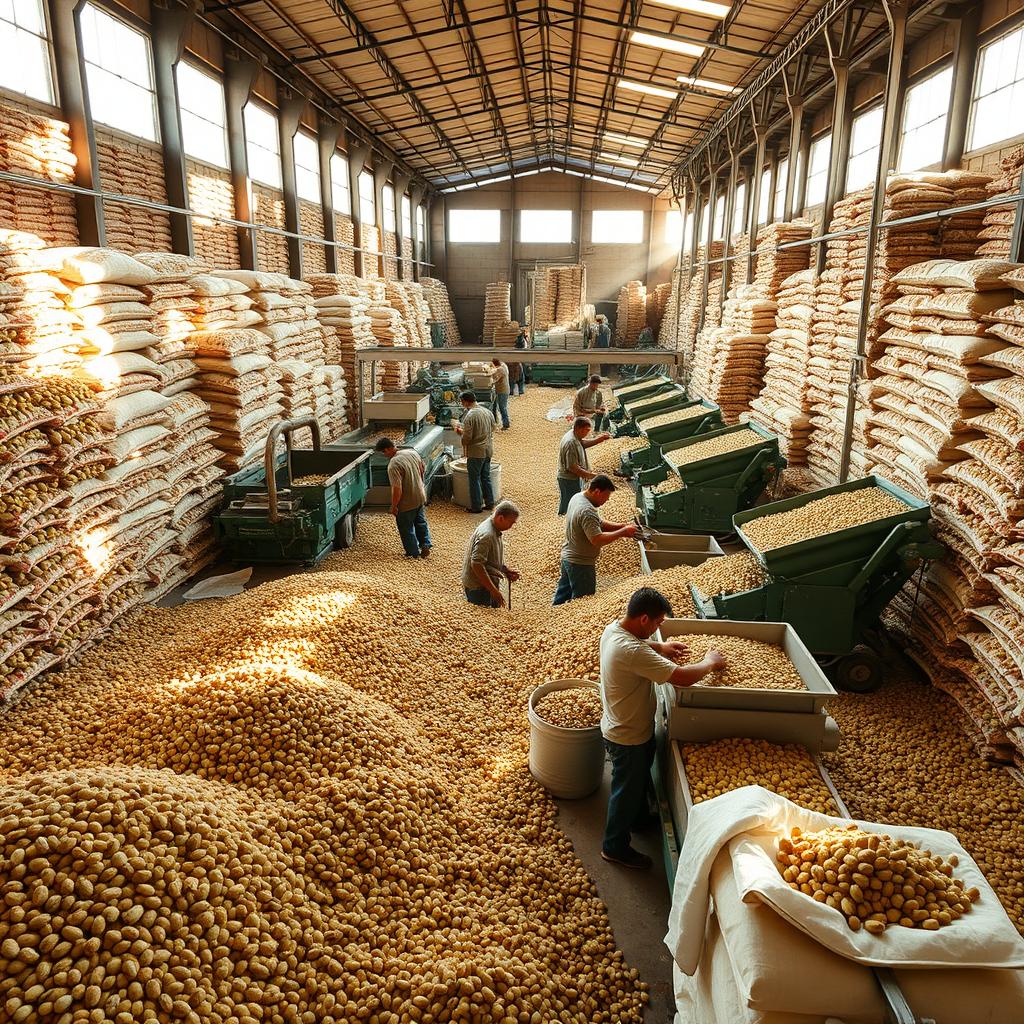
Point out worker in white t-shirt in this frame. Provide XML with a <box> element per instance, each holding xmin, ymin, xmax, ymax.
<box><xmin>599</xmin><ymin>586</ymin><xmax>725</xmax><ymax>870</ymax></box>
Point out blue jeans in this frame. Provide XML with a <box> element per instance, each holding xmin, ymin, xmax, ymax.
<box><xmin>552</xmin><ymin>558</ymin><xmax>597</xmax><ymax>605</ymax></box>
<box><xmin>591</xmin><ymin>411</ymin><xmax>609</xmax><ymax>432</ymax></box>
<box><xmin>465</xmin><ymin>586</ymin><xmax>501</xmax><ymax>607</ymax></box>
<box><xmin>557</xmin><ymin>476</ymin><xmax>582</xmax><ymax>516</ymax></box>
<box><xmin>511</xmin><ymin>377</ymin><xmax>525</xmax><ymax>396</ymax></box>
<box><xmin>466</xmin><ymin>456</ymin><xmax>494</xmax><ymax>511</ymax></box>
<box><xmin>495</xmin><ymin>392</ymin><xmax>510</xmax><ymax>428</ymax></box>
<box><xmin>603</xmin><ymin>735</ymin><xmax>656</xmax><ymax>856</ymax></box>
<box><xmin>395</xmin><ymin>505</ymin><xmax>431</xmax><ymax>556</ymax></box>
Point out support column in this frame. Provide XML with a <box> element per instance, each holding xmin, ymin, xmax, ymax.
<box><xmin>671</xmin><ymin>182</ymin><xmax>689</xmax><ymax>361</ymax></box>
<box><xmin>839</xmin><ymin>0</ymin><xmax>908</xmax><ymax>482</ymax></box>
<box><xmin>720</xmin><ymin>133</ymin><xmax>741</xmax><ymax>313</ymax></box>
<box><xmin>795</xmin><ymin>124</ymin><xmax>812</xmax><ymax>217</ymax></box>
<box><xmin>687</xmin><ymin>173</ymin><xmax>702</xmax><ymax>273</ymax></box>
<box><xmin>697</xmin><ymin>157</ymin><xmax>719</xmax><ymax>338</ymax></box>
<box><xmin>346</xmin><ymin>132</ymin><xmax>370</xmax><ymax>278</ymax></box>
<box><xmin>224</xmin><ymin>54</ymin><xmax>258</xmax><ymax>269</ymax></box>
<box><xmin>782</xmin><ymin>76</ymin><xmax>805</xmax><ymax>222</ymax></box>
<box><xmin>943</xmin><ymin>2</ymin><xmax>981</xmax><ymax>170</ymax></box>
<box><xmin>151</xmin><ymin>1</ymin><xmax>194</xmax><ymax>255</ymax></box>
<box><xmin>424</xmin><ymin>191</ymin><xmax>436</xmax><ymax>278</ymax></box>
<box><xmin>373</xmin><ymin>159</ymin><xmax>394</xmax><ymax>281</ymax></box>
<box><xmin>47</xmin><ymin>0</ymin><xmax>104</xmax><ymax>245</ymax></box>
<box><xmin>278</xmin><ymin>90</ymin><xmax>306</xmax><ymax>280</ymax></box>
<box><xmin>409</xmin><ymin>182</ymin><xmax>427</xmax><ymax>280</ymax></box>
<box><xmin>393</xmin><ymin>170</ymin><xmax>412</xmax><ymax>277</ymax></box>
<box><xmin>317</xmin><ymin>114</ymin><xmax>342</xmax><ymax>274</ymax></box>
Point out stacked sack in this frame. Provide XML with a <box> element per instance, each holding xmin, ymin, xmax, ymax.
<box><xmin>615</xmin><ymin>281</ymin><xmax>647</xmax><ymax>347</ymax></box>
<box><xmin>881</xmin><ymin>258</ymin><xmax>1024</xmax><ymax>766</ymax></box>
<box><xmin>186</xmin><ymin>160</ymin><xmax>239</xmax><ymax>271</ymax></box>
<box><xmin>361</xmin><ymin>225</ymin><xmax>382</xmax><ymax>278</ymax></box>
<box><xmin>977</xmin><ymin>146</ymin><xmax>1024</xmax><ymax>259</ymax></box>
<box><xmin>320</xmin><ymin>365</ymin><xmax>351</xmax><ymax>439</ymax></box>
<box><xmin>747</xmin><ymin>270</ymin><xmax>816</xmax><ymax>464</ymax></box>
<box><xmin>369</xmin><ymin>297</ymin><xmax>409</xmax><ymax>391</ymax></box>
<box><xmin>401</xmin><ymin>235</ymin><xmax>415</xmax><ymax>281</ymax></box>
<box><xmin>647</xmin><ymin>282</ymin><xmax>673</xmax><ymax>337</ymax></box>
<box><xmin>421</xmin><ymin>277</ymin><xmax>461</xmax><ymax>344</ymax></box>
<box><xmin>307</xmin><ymin>273</ymin><xmax>375</xmax><ymax>389</ymax></box>
<box><xmin>484</xmin><ymin>281</ymin><xmax>512</xmax><ymax>344</ymax></box>
<box><xmin>678</xmin><ymin>243</ymin><xmax>723</xmax><ymax>372</ymax></box>
<box><xmin>334</xmin><ymin>214</ymin><xmax>357</xmax><ymax>276</ymax></box>
<box><xmin>95</xmin><ymin>134</ymin><xmax>173</xmax><ymax>253</ymax></box>
<box><xmin>383</xmin><ymin>230</ymin><xmax>399</xmax><ymax>280</ymax></box>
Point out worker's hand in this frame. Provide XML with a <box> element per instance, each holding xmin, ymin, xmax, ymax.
<box><xmin>621</xmin><ymin>524</ymin><xmax>638</xmax><ymax>539</ymax></box>
<box><xmin>453</xmin><ymin>423</ymin><xmax>463</xmax><ymax>433</ymax></box>
<box><xmin>491</xmin><ymin>591</ymin><xmax>506</xmax><ymax>609</ymax></box>
<box><xmin>704</xmin><ymin>649</ymin><xmax>726</xmax><ymax>672</ymax></box>
<box><xmin>596</xmin><ymin>431</ymin><xmax>611</xmax><ymax>442</ymax></box>
<box><xmin>662</xmin><ymin>641</ymin><xmax>691</xmax><ymax>660</ymax></box>
<box><xmin>598</xmin><ymin>406</ymin><xmax>607</xmax><ymax>413</ymax></box>
<box><xmin>505</xmin><ymin>568</ymin><xmax>521</xmax><ymax>583</ymax></box>
<box><xmin>390</xmin><ymin>505</ymin><xmax>399</xmax><ymax>517</ymax></box>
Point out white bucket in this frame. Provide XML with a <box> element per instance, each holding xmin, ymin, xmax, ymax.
<box><xmin>451</xmin><ymin>458</ymin><xmax>503</xmax><ymax>509</ymax></box>
<box><xmin>528</xmin><ymin>679</ymin><xmax>605</xmax><ymax>799</ymax></box>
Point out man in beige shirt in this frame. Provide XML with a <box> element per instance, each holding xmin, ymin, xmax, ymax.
<box><xmin>491</xmin><ymin>358</ymin><xmax>511</xmax><ymax>429</ymax></box>
<box><xmin>462</xmin><ymin>501</ymin><xmax>521</xmax><ymax>607</ymax></box>
<box><xmin>453</xmin><ymin>391</ymin><xmax>496</xmax><ymax>513</ymax></box>
<box><xmin>375</xmin><ymin>438</ymin><xmax>431</xmax><ymax>558</ymax></box>
<box><xmin>573</xmin><ymin>375</ymin><xmax>609</xmax><ymax>431</ymax></box>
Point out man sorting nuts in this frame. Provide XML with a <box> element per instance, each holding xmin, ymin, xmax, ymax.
<box><xmin>557</xmin><ymin>416</ymin><xmax>611</xmax><ymax>516</ymax></box>
<box><xmin>573</xmin><ymin>374</ymin><xmax>610</xmax><ymax>432</ymax></box>
<box><xmin>462</xmin><ymin>500</ymin><xmax>521</xmax><ymax>608</ymax></box>
<box><xmin>600</xmin><ymin>587</ymin><xmax>725</xmax><ymax>870</ymax></box>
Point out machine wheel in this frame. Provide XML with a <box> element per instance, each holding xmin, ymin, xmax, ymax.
<box><xmin>334</xmin><ymin>512</ymin><xmax>356</xmax><ymax>550</ymax></box>
<box><xmin>832</xmin><ymin>650</ymin><xmax>883</xmax><ymax>694</ymax></box>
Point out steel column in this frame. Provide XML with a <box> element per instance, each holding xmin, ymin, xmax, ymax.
<box><xmin>47</xmin><ymin>0</ymin><xmax>104</xmax><ymax>245</ymax></box>
<box><xmin>782</xmin><ymin>85</ymin><xmax>804</xmax><ymax>223</ymax></box>
<box><xmin>1011</xmin><ymin>170</ymin><xmax>1024</xmax><ymax>263</ymax></box>
<box><xmin>720</xmin><ymin>136</ymin><xmax>741</xmax><ymax>313</ymax></box>
<box><xmin>943</xmin><ymin>1</ymin><xmax>981</xmax><ymax>170</ymax></box>
<box><xmin>839</xmin><ymin>0</ymin><xmax>908</xmax><ymax>482</ymax></box>
<box><xmin>373</xmin><ymin>159</ymin><xmax>394</xmax><ymax>280</ymax></box>
<box><xmin>346</xmin><ymin>132</ymin><xmax>370</xmax><ymax>277</ymax></box>
<box><xmin>795</xmin><ymin>124</ymin><xmax>812</xmax><ymax>217</ymax></box>
<box><xmin>317</xmin><ymin>114</ymin><xmax>342</xmax><ymax>274</ymax></box>
<box><xmin>697</xmin><ymin>159</ymin><xmax>719</xmax><ymax>338</ymax></box>
<box><xmin>224</xmin><ymin>54</ymin><xmax>258</xmax><ymax>269</ymax></box>
<box><xmin>746</xmin><ymin>124</ymin><xmax>769</xmax><ymax>281</ymax></box>
<box><xmin>277</xmin><ymin>91</ymin><xmax>306</xmax><ymax>279</ymax></box>
<box><xmin>392</xmin><ymin>171</ymin><xmax>412</xmax><ymax>278</ymax></box>
<box><xmin>409</xmin><ymin>182</ymin><xmax>427</xmax><ymax>279</ymax></box>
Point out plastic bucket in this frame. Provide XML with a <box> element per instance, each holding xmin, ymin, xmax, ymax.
<box><xmin>451</xmin><ymin>458</ymin><xmax>503</xmax><ymax>509</ymax></box>
<box><xmin>528</xmin><ymin>679</ymin><xmax>605</xmax><ymax>799</ymax></box>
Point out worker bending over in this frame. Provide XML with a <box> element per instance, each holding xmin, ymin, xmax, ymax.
<box><xmin>553</xmin><ymin>475</ymin><xmax>635</xmax><ymax>605</ymax></box>
<box><xmin>375</xmin><ymin>438</ymin><xmax>432</xmax><ymax>559</ymax></box>
<box><xmin>453</xmin><ymin>391</ymin><xmax>496</xmax><ymax>513</ymax></box>
<box><xmin>491</xmin><ymin>358</ymin><xmax>511</xmax><ymax>429</ymax></box>
<box><xmin>462</xmin><ymin>501</ymin><xmax>521</xmax><ymax>607</ymax></box>
<box><xmin>573</xmin><ymin>374</ymin><xmax>609</xmax><ymax>432</ymax></box>
<box><xmin>601</xmin><ymin>587</ymin><xmax>725</xmax><ymax>870</ymax></box>
<box><xmin>557</xmin><ymin>416</ymin><xmax>611</xmax><ymax>515</ymax></box>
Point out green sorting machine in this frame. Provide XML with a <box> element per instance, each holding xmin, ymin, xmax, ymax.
<box><xmin>613</xmin><ymin>384</ymin><xmax>691</xmax><ymax>438</ymax></box>
<box><xmin>691</xmin><ymin>475</ymin><xmax>942</xmax><ymax>691</ymax></box>
<box><xmin>217</xmin><ymin>417</ymin><xmax>371</xmax><ymax>565</ymax></box>
<box><xmin>637</xmin><ymin>422</ymin><xmax>785</xmax><ymax>534</ymax></box>
<box><xmin>610</xmin><ymin>373</ymin><xmax>673</xmax><ymax>423</ymax></box>
<box><xmin>619</xmin><ymin>399</ymin><xmax>723</xmax><ymax>475</ymax></box>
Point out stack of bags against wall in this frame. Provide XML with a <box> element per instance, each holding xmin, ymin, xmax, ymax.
<box><xmin>0</xmin><ymin>101</ymin><xmax>78</xmax><ymax>246</ymax></box>
<box><xmin>385</xmin><ymin>281</ymin><xmax>430</xmax><ymax>386</ymax></box>
<box><xmin>95</xmin><ymin>133</ymin><xmax>173</xmax><ymax>254</ymax></box>
<box><xmin>656</xmin><ymin>267</ymin><xmax>686</xmax><ymax>349</ymax></box>
<box><xmin>494</xmin><ymin>322</ymin><xmax>521</xmax><ymax>347</ymax></box>
<box><xmin>647</xmin><ymin>282</ymin><xmax>673</xmax><ymax>336</ymax></box>
<box><xmin>678</xmin><ymin>244</ymin><xmax>723</xmax><ymax>371</ymax></box>
<box><xmin>401</xmin><ymin>236</ymin><xmax>415</xmax><ymax>281</ymax></box>
<box><xmin>615</xmin><ymin>281</ymin><xmax>647</xmax><ymax>347</ymax></box>
<box><xmin>729</xmin><ymin>233</ymin><xmax>751</xmax><ymax>288</ymax></box>
<box><xmin>383</xmin><ymin>230</ymin><xmax>399</xmax><ymax>280</ymax></box>
<box><xmin>483</xmin><ymin>281</ymin><xmax>512</xmax><ymax>344</ymax></box>
<box><xmin>186</xmin><ymin>159</ymin><xmax>239</xmax><ymax>271</ymax></box>
<box><xmin>531</xmin><ymin>271</ymin><xmax>556</xmax><ymax>329</ymax></box>
<box><xmin>977</xmin><ymin>146</ymin><xmax>1024</xmax><ymax>258</ymax></box>
<box><xmin>368</xmin><ymin>298</ymin><xmax>410</xmax><ymax>391</ymax></box>
<box><xmin>299</xmin><ymin>202</ymin><xmax>327</xmax><ymax>276</ymax></box>
<box><xmin>420</xmin><ymin>277</ymin><xmax>461</xmax><ymax>344</ymax></box>
<box><xmin>360</xmin><ymin>225</ymin><xmax>381</xmax><ymax>278</ymax></box>
<box><xmin>334</xmin><ymin>214</ymin><xmax>357</xmax><ymax>276</ymax></box>
<box><xmin>553</xmin><ymin>265</ymin><xmax>586</xmax><ymax>327</ymax></box>
<box><xmin>746</xmin><ymin>270</ymin><xmax>816</xmax><ymax>464</ymax></box>
<box><xmin>251</xmin><ymin>186</ymin><xmax>290</xmax><ymax>276</ymax></box>
<box><xmin>880</xmin><ymin>258</ymin><xmax>1024</xmax><ymax>765</ymax></box>
<box><xmin>319</xmin><ymin>364</ymin><xmax>351</xmax><ymax>439</ymax></box>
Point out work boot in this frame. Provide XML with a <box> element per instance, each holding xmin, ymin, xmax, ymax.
<box><xmin>600</xmin><ymin>847</ymin><xmax>652</xmax><ymax>871</ymax></box>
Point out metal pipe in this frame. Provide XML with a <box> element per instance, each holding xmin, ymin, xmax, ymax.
<box><xmin>697</xmin><ymin>160</ymin><xmax>719</xmax><ymax>338</ymax></box>
<box><xmin>720</xmin><ymin>142</ymin><xmax>741</xmax><ymax>312</ymax></box>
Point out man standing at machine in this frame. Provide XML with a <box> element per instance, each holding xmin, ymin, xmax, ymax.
<box><xmin>462</xmin><ymin>500</ymin><xmax>521</xmax><ymax>607</ymax></box>
<box><xmin>453</xmin><ymin>391</ymin><xmax>496</xmax><ymax>513</ymax></box>
<box><xmin>508</xmin><ymin>358</ymin><xmax>525</xmax><ymax>397</ymax></box>
<box><xmin>573</xmin><ymin>374</ymin><xmax>610</xmax><ymax>432</ymax></box>
<box><xmin>375</xmin><ymin>438</ymin><xmax>432</xmax><ymax>559</ymax></box>
<box><xmin>557</xmin><ymin>416</ymin><xmax>611</xmax><ymax>515</ymax></box>
<box><xmin>491</xmin><ymin>357</ymin><xmax>511</xmax><ymax>430</ymax></box>
<box><xmin>590</xmin><ymin>313</ymin><xmax>612</xmax><ymax>377</ymax></box>
<box><xmin>553</xmin><ymin>475</ymin><xmax>636</xmax><ymax>605</ymax></box>
<box><xmin>600</xmin><ymin>587</ymin><xmax>725</xmax><ymax>869</ymax></box>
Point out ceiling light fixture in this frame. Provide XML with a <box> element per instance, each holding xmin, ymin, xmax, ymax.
<box><xmin>649</xmin><ymin>0</ymin><xmax>730</xmax><ymax>18</ymax></box>
<box><xmin>617</xmin><ymin>78</ymin><xmax>678</xmax><ymax>100</ymax></box>
<box><xmin>604</xmin><ymin>133</ymin><xmax>648</xmax><ymax>148</ymax></box>
<box><xmin>676</xmin><ymin>75</ymin><xmax>739</xmax><ymax>94</ymax></box>
<box><xmin>600</xmin><ymin>152</ymin><xmax>640</xmax><ymax>167</ymax></box>
<box><xmin>629</xmin><ymin>30</ymin><xmax>705</xmax><ymax>57</ymax></box>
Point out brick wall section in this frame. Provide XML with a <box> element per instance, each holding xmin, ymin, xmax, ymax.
<box><xmin>299</xmin><ymin>200</ymin><xmax>326</xmax><ymax>275</ymax></box>
<box><xmin>334</xmin><ymin>214</ymin><xmax>356</xmax><ymax>275</ymax></box>
<box><xmin>186</xmin><ymin>159</ymin><xmax>239</xmax><ymax>270</ymax></box>
<box><xmin>95</xmin><ymin>128</ymin><xmax>172</xmax><ymax>253</ymax></box>
<box><xmin>252</xmin><ymin>183</ymin><xmax>290</xmax><ymax>275</ymax></box>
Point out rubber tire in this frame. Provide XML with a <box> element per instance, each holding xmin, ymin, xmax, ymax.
<box><xmin>833</xmin><ymin>651</ymin><xmax>883</xmax><ymax>694</ymax></box>
<box><xmin>335</xmin><ymin>512</ymin><xmax>355</xmax><ymax>550</ymax></box>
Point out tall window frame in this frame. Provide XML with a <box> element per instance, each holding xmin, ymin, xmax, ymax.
<box><xmin>968</xmin><ymin>23</ymin><xmax>1024</xmax><ymax>152</ymax></box>
<box><xmin>176</xmin><ymin>60</ymin><xmax>228</xmax><ymax>169</ymax></box>
<box><xmin>244</xmin><ymin>101</ymin><xmax>282</xmax><ymax>189</ymax></box>
<box><xmin>899</xmin><ymin>66</ymin><xmax>954</xmax><ymax>171</ymax></box>
<box><xmin>804</xmin><ymin>132</ymin><xmax>832</xmax><ymax>208</ymax></box>
<box><xmin>293</xmin><ymin>130</ymin><xmax>321</xmax><ymax>203</ymax></box>
<box><xmin>330</xmin><ymin>153</ymin><xmax>351</xmax><ymax>216</ymax></box>
<box><xmin>846</xmin><ymin>105</ymin><xmax>883</xmax><ymax>193</ymax></box>
<box><xmin>401</xmin><ymin>196</ymin><xmax>412</xmax><ymax>237</ymax></box>
<box><xmin>0</xmin><ymin>0</ymin><xmax>53</xmax><ymax>104</ymax></box>
<box><xmin>358</xmin><ymin>171</ymin><xmax>375</xmax><ymax>223</ymax></box>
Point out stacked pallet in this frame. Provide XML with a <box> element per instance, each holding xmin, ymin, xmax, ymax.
<box><xmin>615</xmin><ymin>281</ymin><xmax>647</xmax><ymax>347</ymax></box>
<box><xmin>95</xmin><ymin>133</ymin><xmax>173</xmax><ymax>254</ymax></box>
<box><xmin>977</xmin><ymin>146</ymin><xmax>1024</xmax><ymax>259</ymax></box>
<box><xmin>0</xmin><ymin>102</ymin><xmax>78</xmax><ymax>247</ymax></box>
<box><xmin>186</xmin><ymin>160</ymin><xmax>239</xmax><ymax>271</ymax></box>
<box><xmin>334</xmin><ymin>214</ymin><xmax>357</xmax><ymax>276</ymax></box>
<box><xmin>881</xmin><ymin>258</ymin><xmax>1024</xmax><ymax>766</ymax></box>
<box><xmin>383</xmin><ymin>230</ymin><xmax>399</xmax><ymax>280</ymax></box>
<box><xmin>299</xmin><ymin>201</ymin><xmax>327</xmax><ymax>276</ymax></box>
<box><xmin>252</xmin><ymin>185</ymin><xmax>290</xmax><ymax>276</ymax></box>
<box><xmin>401</xmin><ymin>236</ymin><xmax>415</xmax><ymax>281</ymax></box>
<box><xmin>483</xmin><ymin>281</ymin><xmax>512</xmax><ymax>344</ymax></box>
<box><xmin>421</xmin><ymin>277</ymin><xmax>461</xmax><ymax>344</ymax></box>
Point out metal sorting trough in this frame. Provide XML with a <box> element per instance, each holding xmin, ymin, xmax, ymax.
<box><xmin>638</xmin><ymin>533</ymin><xmax>724</xmax><ymax>573</ymax></box>
<box><xmin>621</xmin><ymin>399</ymin><xmax>724</xmax><ymax>475</ymax></box>
<box><xmin>617</xmin><ymin>385</ymin><xmax>689</xmax><ymax>426</ymax></box>
<box><xmin>362</xmin><ymin>392</ymin><xmax>430</xmax><ymax>423</ymax></box>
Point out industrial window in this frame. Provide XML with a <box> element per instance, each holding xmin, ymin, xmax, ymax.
<box><xmin>401</xmin><ymin>196</ymin><xmax>412</xmax><ymax>237</ymax></box>
<box><xmin>80</xmin><ymin>3</ymin><xmax>157</xmax><ymax>142</ymax></box>
<box><xmin>847</xmin><ymin>106</ymin><xmax>883</xmax><ymax>192</ymax></box>
<box><xmin>592</xmin><ymin>210</ymin><xmax>644</xmax><ymax>243</ymax></box>
<box><xmin>448</xmin><ymin>209</ymin><xmax>501</xmax><ymax>244</ymax></box>
<box><xmin>899</xmin><ymin>67</ymin><xmax>953</xmax><ymax>171</ymax></box>
<box><xmin>773</xmin><ymin>158</ymin><xmax>788</xmax><ymax>222</ymax></box>
<box><xmin>804</xmin><ymin>133</ymin><xmax>832</xmax><ymax>208</ymax></box>
<box><xmin>382</xmin><ymin>185</ymin><xmax>396</xmax><ymax>229</ymax></box>
<box><xmin>665</xmin><ymin>208</ymin><xmax>683</xmax><ymax>247</ymax></box>
<box><xmin>417</xmin><ymin>205</ymin><xmax>426</xmax><ymax>254</ymax></box>
<box><xmin>520</xmin><ymin>209</ymin><xmax>572</xmax><ymax>243</ymax></box>
<box><xmin>732</xmin><ymin>182</ymin><xmax>747</xmax><ymax>235</ymax></box>
<box><xmin>757</xmin><ymin>168</ymin><xmax>771</xmax><ymax>225</ymax></box>
<box><xmin>968</xmin><ymin>24</ymin><xmax>1024</xmax><ymax>152</ymax></box>
<box><xmin>330</xmin><ymin>154</ymin><xmax>350</xmax><ymax>215</ymax></box>
<box><xmin>177</xmin><ymin>62</ymin><xmax>228</xmax><ymax>169</ymax></box>
<box><xmin>358</xmin><ymin>171</ymin><xmax>375</xmax><ymax>223</ymax></box>
<box><xmin>244</xmin><ymin>102</ymin><xmax>281</xmax><ymax>188</ymax></box>
<box><xmin>0</xmin><ymin>0</ymin><xmax>53</xmax><ymax>103</ymax></box>
<box><xmin>294</xmin><ymin>131</ymin><xmax>320</xmax><ymax>203</ymax></box>
<box><xmin>684</xmin><ymin>211</ymin><xmax>694</xmax><ymax>251</ymax></box>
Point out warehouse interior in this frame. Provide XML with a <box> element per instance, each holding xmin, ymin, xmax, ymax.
<box><xmin>2</xmin><ymin>0</ymin><xmax>1024</xmax><ymax>1021</ymax></box>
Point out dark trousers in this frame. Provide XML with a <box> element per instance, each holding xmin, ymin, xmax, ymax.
<box><xmin>603</xmin><ymin>735</ymin><xmax>656</xmax><ymax>856</ymax></box>
<box><xmin>395</xmin><ymin>505</ymin><xmax>431</xmax><ymax>556</ymax></box>
<box><xmin>510</xmin><ymin>377</ymin><xmax>525</xmax><ymax>395</ymax></box>
<box><xmin>557</xmin><ymin>476</ymin><xmax>582</xmax><ymax>516</ymax></box>
<box><xmin>465</xmin><ymin>586</ymin><xmax>501</xmax><ymax>607</ymax></box>
<box><xmin>466</xmin><ymin>456</ymin><xmax>494</xmax><ymax>511</ymax></box>
<box><xmin>552</xmin><ymin>558</ymin><xmax>597</xmax><ymax>605</ymax></box>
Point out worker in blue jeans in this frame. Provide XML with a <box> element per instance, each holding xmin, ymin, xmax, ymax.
<box><xmin>556</xmin><ymin>416</ymin><xmax>611</xmax><ymax>515</ymax></box>
<box><xmin>599</xmin><ymin>587</ymin><xmax>724</xmax><ymax>869</ymax></box>
<box><xmin>491</xmin><ymin>358</ymin><xmax>511</xmax><ymax>429</ymax></box>
<box><xmin>376</xmin><ymin>438</ymin><xmax>432</xmax><ymax>558</ymax></box>
<box><xmin>453</xmin><ymin>391</ymin><xmax>496</xmax><ymax>513</ymax></box>
<box><xmin>462</xmin><ymin>502</ymin><xmax>521</xmax><ymax>607</ymax></box>
<box><xmin>553</xmin><ymin>475</ymin><xmax>636</xmax><ymax>605</ymax></box>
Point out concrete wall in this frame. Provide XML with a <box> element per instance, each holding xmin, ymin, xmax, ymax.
<box><xmin>433</xmin><ymin>171</ymin><xmax>679</xmax><ymax>343</ymax></box>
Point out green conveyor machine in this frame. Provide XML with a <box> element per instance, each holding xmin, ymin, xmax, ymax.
<box><xmin>636</xmin><ymin>422</ymin><xmax>786</xmax><ymax>534</ymax></box>
<box><xmin>612</xmin><ymin>384</ymin><xmax>692</xmax><ymax>438</ymax></box>
<box><xmin>619</xmin><ymin>399</ymin><xmax>724</xmax><ymax>475</ymax></box>
<box><xmin>609</xmin><ymin>373</ymin><xmax>674</xmax><ymax>423</ymax></box>
<box><xmin>689</xmin><ymin>475</ymin><xmax>942</xmax><ymax>692</ymax></box>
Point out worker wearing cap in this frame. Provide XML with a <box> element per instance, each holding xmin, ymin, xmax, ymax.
<box><xmin>375</xmin><ymin>438</ymin><xmax>432</xmax><ymax>559</ymax></box>
<box><xmin>557</xmin><ymin>416</ymin><xmax>611</xmax><ymax>516</ymax></box>
<box><xmin>491</xmin><ymin>358</ymin><xmax>511</xmax><ymax>429</ymax></box>
<box><xmin>462</xmin><ymin>500</ymin><xmax>521</xmax><ymax>607</ymax></box>
<box><xmin>453</xmin><ymin>391</ymin><xmax>496</xmax><ymax>513</ymax></box>
<box><xmin>600</xmin><ymin>586</ymin><xmax>725</xmax><ymax>870</ymax></box>
<box><xmin>553</xmin><ymin>475</ymin><xmax>636</xmax><ymax>605</ymax></box>
<box><xmin>573</xmin><ymin>375</ymin><xmax>609</xmax><ymax>432</ymax></box>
